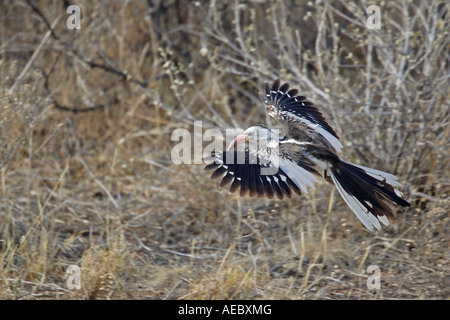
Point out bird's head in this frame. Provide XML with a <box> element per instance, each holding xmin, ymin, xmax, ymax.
<box><xmin>227</xmin><ymin>125</ymin><xmax>278</xmax><ymax>151</ymax></box>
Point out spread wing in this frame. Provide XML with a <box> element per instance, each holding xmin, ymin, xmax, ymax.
<box><xmin>204</xmin><ymin>145</ymin><xmax>321</xmax><ymax>199</ymax></box>
<box><xmin>261</xmin><ymin>79</ymin><xmax>343</xmax><ymax>153</ymax></box>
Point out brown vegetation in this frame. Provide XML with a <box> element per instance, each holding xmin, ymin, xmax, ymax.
<box><xmin>0</xmin><ymin>0</ymin><xmax>448</xmax><ymax>299</ymax></box>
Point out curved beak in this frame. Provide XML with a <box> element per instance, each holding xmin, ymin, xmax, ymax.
<box><xmin>227</xmin><ymin>133</ymin><xmax>249</xmax><ymax>151</ymax></box>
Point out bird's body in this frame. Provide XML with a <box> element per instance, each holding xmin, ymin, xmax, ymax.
<box><xmin>205</xmin><ymin>79</ymin><xmax>410</xmax><ymax>231</ymax></box>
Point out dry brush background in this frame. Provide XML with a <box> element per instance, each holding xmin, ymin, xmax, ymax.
<box><xmin>0</xmin><ymin>0</ymin><xmax>448</xmax><ymax>299</ymax></box>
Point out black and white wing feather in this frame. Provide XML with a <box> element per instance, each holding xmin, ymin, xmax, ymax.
<box><xmin>205</xmin><ymin>145</ymin><xmax>321</xmax><ymax>199</ymax></box>
<box><xmin>262</xmin><ymin>79</ymin><xmax>343</xmax><ymax>152</ymax></box>
<box><xmin>205</xmin><ymin>150</ymin><xmax>300</xmax><ymax>199</ymax></box>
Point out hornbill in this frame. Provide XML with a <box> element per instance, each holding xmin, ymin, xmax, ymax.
<box><xmin>205</xmin><ymin>79</ymin><xmax>410</xmax><ymax>231</ymax></box>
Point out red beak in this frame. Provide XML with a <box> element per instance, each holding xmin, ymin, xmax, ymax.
<box><xmin>227</xmin><ymin>133</ymin><xmax>249</xmax><ymax>151</ymax></box>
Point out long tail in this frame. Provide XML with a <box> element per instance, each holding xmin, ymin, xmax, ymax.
<box><xmin>328</xmin><ymin>161</ymin><xmax>410</xmax><ymax>231</ymax></box>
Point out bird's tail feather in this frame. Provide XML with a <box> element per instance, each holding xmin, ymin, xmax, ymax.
<box><xmin>329</xmin><ymin>161</ymin><xmax>410</xmax><ymax>231</ymax></box>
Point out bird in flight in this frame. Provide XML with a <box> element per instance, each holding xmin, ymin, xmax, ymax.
<box><xmin>205</xmin><ymin>79</ymin><xmax>410</xmax><ymax>231</ymax></box>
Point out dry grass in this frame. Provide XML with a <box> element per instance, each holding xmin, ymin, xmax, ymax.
<box><xmin>0</xmin><ymin>0</ymin><xmax>448</xmax><ymax>299</ymax></box>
